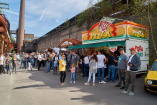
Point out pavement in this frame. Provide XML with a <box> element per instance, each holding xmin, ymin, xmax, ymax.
<box><xmin>0</xmin><ymin>68</ymin><xmax>157</xmax><ymax>105</ymax></box>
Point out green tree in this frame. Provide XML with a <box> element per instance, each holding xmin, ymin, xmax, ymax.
<box><xmin>132</xmin><ymin>0</ymin><xmax>157</xmax><ymax>66</ymax></box>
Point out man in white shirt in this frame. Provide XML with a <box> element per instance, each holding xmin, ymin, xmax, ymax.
<box><xmin>97</xmin><ymin>50</ymin><xmax>107</xmax><ymax>84</ymax></box>
<box><xmin>121</xmin><ymin>47</ymin><xmax>141</xmax><ymax>96</ymax></box>
<box><xmin>16</xmin><ymin>53</ymin><xmax>20</xmax><ymax>60</ymax></box>
<box><xmin>0</xmin><ymin>53</ymin><xmax>4</xmax><ymax>74</ymax></box>
<box><xmin>37</xmin><ymin>53</ymin><xmax>42</xmax><ymax>71</ymax></box>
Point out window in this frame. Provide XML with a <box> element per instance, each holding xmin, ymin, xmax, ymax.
<box><xmin>151</xmin><ymin>61</ymin><xmax>157</xmax><ymax>71</ymax></box>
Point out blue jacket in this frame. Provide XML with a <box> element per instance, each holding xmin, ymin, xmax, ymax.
<box><xmin>129</xmin><ymin>54</ymin><xmax>141</xmax><ymax>71</ymax></box>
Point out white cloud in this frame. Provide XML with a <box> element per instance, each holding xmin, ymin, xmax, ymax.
<box><xmin>26</xmin><ymin>0</ymin><xmax>98</xmax><ymax>21</ymax></box>
<box><xmin>5</xmin><ymin>10</ymin><xmax>19</xmax><ymax>15</ymax></box>
<box><xmin>5</xmin><ymin>10</ymin><xmax>32</xmax><ymax>18</ymax></box>
<box><xmin>5</xmin><ymin>0</ymin><xmax>98</xmax><ymax>36</ymax></box>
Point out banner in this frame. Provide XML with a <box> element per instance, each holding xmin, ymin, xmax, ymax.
<box><xmin>99</xmin><ymin>17</ymin><xmax>116</xmax><ymax>32</ymax></box>
<box><xmin>109</xmin><ymin>46</ymin><xmax>117</xmax><ymax>52</ymax></box>
<box><xmin>82</xmin><ymin>20</ymin><xmax>149</xmax><ymax>44</ymax></box>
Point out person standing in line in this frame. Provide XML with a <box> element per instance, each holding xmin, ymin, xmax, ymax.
<box><xmin>121</xmin><ymin>47</ymin><xmax>141</xmax><ymax>96</ymax></box>
<box><xmin>97</xmin><ymin>50</ymin><xmax>107</xmax><ymax>84</ymax></box>
<box><xmin>115</xmin><ymin>48</ymin><xmax>128</xmax><ymax>89</ymax></box>
<box><xmin>59</xmin><ymin>55</ymin><xmax>67</xmax><ymax>86</ymax></box>
<box><xmin>69</xmin><ymin>64</ymin><xmax>76</xmax><ymax>83</ymax></box>
<box><xmin>12</xmin><ymin>55</ymin><xmax>17</xmax><ymax>73</ymax></box>
<box><xmin>27</xmin><ymin>54</ymin><xmax>33</xmax><ymax>71</ymax></box>
<box><xmin>41</xmin><ymin>53</ymin><xmax>46</xmax><ymax>69</ymax></box>
<box><xmin>0</xmin><ymin>53</ymin><xmax>4</xmax><ymax>75</ymax></box>
<box><xmin>80</xmin><ymin>52</ymin><xmax>84</xmax><ymax>76</ymax></box>
<box><xmin>5</xmin><ymin>55</ymin><xmax>11</xmax><ymax>74</ymax></box>
<box><xmin>16</xmin><ymin>53</ymin><xmax>20</xmax><ymax>65</ymax></box>
<box><xmin>37</xmin><ymin>53</ymin><xmax>42</xmax><ymax>71</ymax></box>
<box><xmin>26</xmin><ymin>53</ymin><xmax>29</xmax><ymax>68</ymax></box>
<box><xmin>53</xmin><ymin>53</ymin><xmax>59</xmax><ymax>75</ymax></box>
<box><xmin>46</xmin><ymin>52</ymin><xmax>50</xmax><ymax>73</ymax></box>
<box><xmin>20</xmin><ymin>52</ymin><xmax>24</xmax><ymax>68</ymax></box>
<box><xmin>84</xmin><ymin>53</ymin><xmax>98</xmax><ymax>86</ymax></box>
<box><xmin>107</xmin><ymin>52</ymin><xmax>116</xmax><ymax>82</ymax></box>
<box><xmin>68</xmin><ymin>51</ymin><xmax>73</xmax><ymax>71</ymax></box>
<box><xmin>50</xmin><ymin>51</ymin><xmax>55</xmax><ymax>71</ymax></box>
<box><xmin>33</xmin><ymin>52</ymin><xmax>37</xmax><ymax>68</ymax></box>
<box><xmin>114</xmin><ymin>53</ymin><xmax>119</xmax><ymax>81</ymax></box>
<box><xmin>22</xmin><ymin>53</ymin><xmax>27</xmax><ymax>69</ymax></box>
<box><xmin>84</xmin><ymin>53</ymin><xmax>89</xmax><ymax>77</ymax></box>
<box><xmin>71</xmin><ymin>51</ymin><xmax>80</xmax><ymax>73</ymax></box>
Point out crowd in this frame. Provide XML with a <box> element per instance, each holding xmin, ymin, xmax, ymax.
<box><xmin>0</xmin><ymin>47</ymin><xmax>141</xmax><ymax>96</ymax></box>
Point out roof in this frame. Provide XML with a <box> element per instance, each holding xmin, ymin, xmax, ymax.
<box><xmin>115</xmin><ymin>21</ymin><xmax>149</xmax><ymax>29</ymax></box>
<box><xmin>58</xmin><ymin>39</ymin><xmax>82</xmax><ymax>48</ymax></box>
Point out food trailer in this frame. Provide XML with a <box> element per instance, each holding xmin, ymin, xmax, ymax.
<box><xmin>69</xmin><ymin>17</ymin><xmax>149</xmax><ymax>73</ymax></box>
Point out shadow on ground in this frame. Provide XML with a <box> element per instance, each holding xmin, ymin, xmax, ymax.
<box><xmin>13</xmin><ymin>69</ymin><xmax>157</xmax><ymax>105</ymax></box>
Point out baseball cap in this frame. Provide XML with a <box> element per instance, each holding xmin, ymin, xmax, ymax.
<box><xmin>129</xmin><ymin>47</ymin><xmax>136</xmax><ymax>51</ymax></box>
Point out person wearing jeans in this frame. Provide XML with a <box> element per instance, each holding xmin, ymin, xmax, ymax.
<box><xmin>84</xmin><ymin>53</ymin><xmax>89</xmax><ymax>77</ymax></box>
<box><xmin>46</xmin><ymin>52</ymin><xmax>50</xmax><ymax>73</ymax></box>
<box><xmin>107</xmin><ymin>52</ymin><xmax>116</xmax><ymax>82</ymax></box>
<box><xmin>97</xmin><ymin>51</ymin><xmax>106</xmax><ymax>84</ymax></box>
<box><xmin>114</xmin><ymin>53</ymin><xmax>118</xmax><ymax>81</ymax></box>
<box><xmin>33</xmin><ymin>53</ymin><xmax>37</xmax><ymax>68</ymax></box>
<box><xmin>84</xmin><ymin>64</ymin><xmax>89</xmax><ymax>77</ymax></box>
<box><xmin>5</xmin><ymin>55</ymin><xmax>11</xmax><ymax>74</ymax></box>
<box><xmin>70</xmin><ymin>64</ymin><xmax>76</xmax><ymax>83</ymax></box>
<box><xmin>84</xmin><ymin>53</ymin><xmax>98</xmax><ymax>86</ymax></box>
<box><xmin>107</xmin><ymin>65</ymin><xmax>115</xmax><ymax>82</ymax></box>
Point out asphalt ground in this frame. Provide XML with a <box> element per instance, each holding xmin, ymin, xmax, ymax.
<box><xmin>0</xmin><ymin>68</ymin><xmax>156</xmax><ymax>105</ymax></box>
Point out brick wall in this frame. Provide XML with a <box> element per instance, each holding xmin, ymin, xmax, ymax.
<box><xmin>36</xmin><ymin>20</ymin><xmax>98</xmax><ymax>52</ymax></box>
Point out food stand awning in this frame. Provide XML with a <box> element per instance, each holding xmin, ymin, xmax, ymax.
<box><xmin>58</xmin><ymin>39</ymin><xmax>82</xmax><ymax>48</ymax></box>
<box><xmin>68</xmin><ymin>41</ymin><xmax>125</xmax><ymax>49</ymax></box>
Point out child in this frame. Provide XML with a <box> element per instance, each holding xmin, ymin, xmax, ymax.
<box><xmin>70</xmin><ymin>64</ymin><xmax>76</xmax><ymax>83</ymax></box>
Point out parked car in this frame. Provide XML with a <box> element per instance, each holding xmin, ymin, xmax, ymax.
<box><xmin>144</xmin><ymin>60</ymin><xmax>157</xmax><ymax>93</ymax></box>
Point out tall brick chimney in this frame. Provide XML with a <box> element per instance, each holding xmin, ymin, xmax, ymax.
<box><xmin>17</xmin><ymin>0</ymin><xmax>25</xmax><ymax>52</ymax></box>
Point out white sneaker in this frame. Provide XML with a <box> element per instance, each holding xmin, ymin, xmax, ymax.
<box><xmin>70</xmin><ymin>81</ymin><xmax>72</xmax><ymax>83</ymax></box>
<box><xmin>101</xmin><ymin>81</ymin><xmax>106</xmax><ymax>84</ymax></box>
<box><xmin>84</xmin><ymin>82</ymin><xmax>89</xmax><ymax>85</ymax></box>
<box><xmin>99</xmin><ymin>82</ymin><xmax>101</xmax><ymax>84</ymax></box>
<box><xmin>121</xmin><ymin>90</ymin><xmax>128</xmax><ymax>94</ymax></box>
<box><xmin>128</xmin><ymin>91</ymin><xmax>134</xmax><ymax>96</ymax></box>
<box><xmin>74</xmin><ymin>81</ymin><xmax>75</xmax><ymax>83</ymax></box>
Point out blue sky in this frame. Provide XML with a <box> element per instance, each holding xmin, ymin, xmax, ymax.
<box><xmin>1</xmin><ymin>0</ymin><xmax>99</xmax><ymax>37</ymax></box>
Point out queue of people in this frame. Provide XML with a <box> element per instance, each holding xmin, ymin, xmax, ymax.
<box><xmin>0</xmin><ymin>47</ymin><xmax>141</xmax><ymax>96</ymax></box>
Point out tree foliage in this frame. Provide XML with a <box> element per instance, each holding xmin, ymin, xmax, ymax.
<box><xmin>132</xmin><ymin>0</ymin><xmax>157</xmax><ymax>66</ymax></box>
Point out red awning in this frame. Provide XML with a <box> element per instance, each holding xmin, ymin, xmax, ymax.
<box><xmin>58</xmin><ymin>39</ymin><xmax>82</xmax><ymax>48</ymax></box>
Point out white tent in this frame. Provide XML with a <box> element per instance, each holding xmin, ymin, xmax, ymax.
<box><xmin>53</xmin><ymin>48</ymin><xmax>60</xmax><ymax>54</ymax></box>
<box><xmin>61</xmin><ymin>48</ymin><xmax>67</xmax><ymax>51</ymax></box>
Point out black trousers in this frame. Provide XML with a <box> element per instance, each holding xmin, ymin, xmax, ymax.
<box><xmin>60</xmin><ymin>71</ymin><xmax>66</xmax><ymax>83</ymax></box>
<box><xmin>0</xmin><ymin>65</ymin><xmax>4</xmax><ymax>74</ymax></box>
<box><xmin>38</xmin><ymin>60</ymin><xmax>41</xmax><ymax>70</ymax></box>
